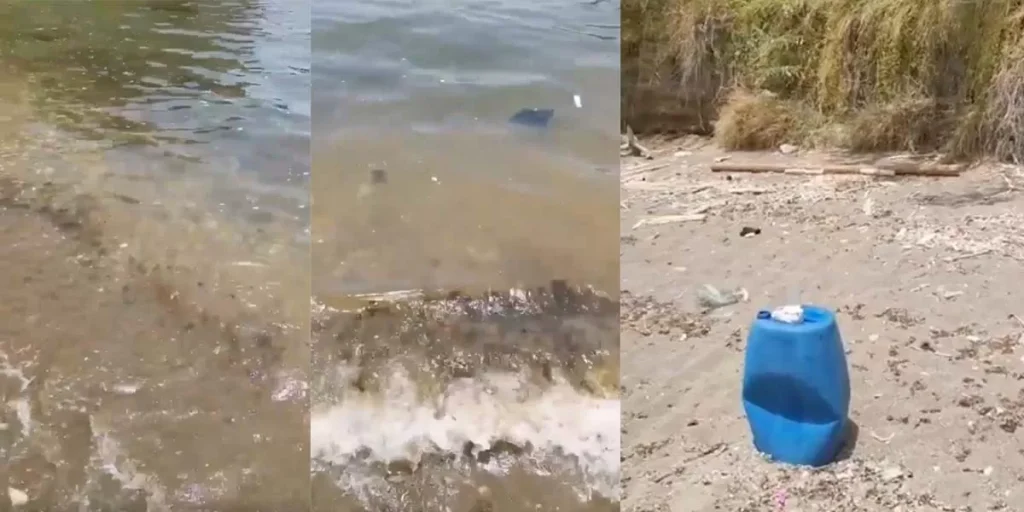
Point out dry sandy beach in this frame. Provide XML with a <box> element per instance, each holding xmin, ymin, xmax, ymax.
<box><xmin>621</xmin><ymin>137</ymin><xmax>1024</xmax><ymax>511</ymax></box>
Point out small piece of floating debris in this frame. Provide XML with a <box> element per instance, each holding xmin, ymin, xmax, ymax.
<box><xmin>349</xmin><ymin>289</ymin><xmax>426</xmax><ymax>302</ymax></box>
<box><xmin>231</xmin><ymin>261</ymin><xmax>268</xmax><ymax>267</ymax></box>
<box><xmin>509</xmin><ymin>108</ymin><xmax>554</xmax><ymax>128</ymax></box>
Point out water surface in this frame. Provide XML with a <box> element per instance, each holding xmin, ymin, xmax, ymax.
<box><xmin>311</xmin><ymin>0</ymin><xmax>620</xmax><ymax>510</ymax></box>
<box><xmin>0</xmin><ymin>1</ymin><xmax>310</xmax><ymax>509</ymax></box>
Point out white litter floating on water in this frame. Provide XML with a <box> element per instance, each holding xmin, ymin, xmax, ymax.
<box><xmin>573</xmin><ymin>94</ymin><xmax>582</xmax><ymax>108</ymax></box>
<box><xmin>8</xmin><ymin>487</ymin><xmax>28</xmax><ymax>506</ymax></box>
<box><xmin>111</xmin><ymin>382</ymin><xmax>142</xmax><ymax>395</ymax></box>
<box><xmin>771</xmin><ymin>304</ymin><xmax>805</xmax><ymax>324</ymax></box>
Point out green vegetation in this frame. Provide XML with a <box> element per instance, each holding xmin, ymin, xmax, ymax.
<box><xmin>622</xmin><ymin>0</ymin><xmax>1024</xmax><ymax>160</ymax></box>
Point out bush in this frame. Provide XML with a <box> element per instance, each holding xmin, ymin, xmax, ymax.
<box><xmin>622</xmin><ymin>0</ymin><xmax>1024</xmax><ymax>159</ymax></box>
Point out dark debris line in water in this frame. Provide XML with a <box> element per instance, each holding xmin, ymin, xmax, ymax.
<box><xmin>314</xmin><ymin>280</ymin><xmax>618</xmax><ymax>393</ymax></box>
<box><xmin>310</xmin><ymin>282</ymin><xmax>620</xmax><ymax>512</ymax></box>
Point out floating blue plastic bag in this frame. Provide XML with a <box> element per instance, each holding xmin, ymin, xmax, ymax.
<box><xmin>509</xmin><ymin>108</ymin><xmax>554</xmax><ymax>128</ymax></box>
<box><xmin>742</xmin><ymin>305</ymin><xmax>850</xmax><ymax>467</ymax></box>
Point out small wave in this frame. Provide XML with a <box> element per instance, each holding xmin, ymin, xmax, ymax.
<box><xmin>0</xmin><ymin>353</ymin><xmax>33</xmax><ymax>440</ymax></box>
<box><xmin>312</xmin><ymin>284</ymin><xmax>619</xmax><ymax>401</ymax></box>
<box><xmin>311</xmin><ymin>363</ymin><xmax>620</xmax><ymax>505</ymax></box>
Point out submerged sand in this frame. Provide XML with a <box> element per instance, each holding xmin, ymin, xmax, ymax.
<box><xmin>0</xmin><ymin>73</ymin><xmax>308</xmax><ymax>510</ymax></box>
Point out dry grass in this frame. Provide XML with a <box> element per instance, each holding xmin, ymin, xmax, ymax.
<box><xmin>844</xmin><ymin>97</ymin><xmax>953</xmax><ymax>153</ymax></box>
<box><xmin>985</xmin><ymin>43</ymin><xmax>1024</xmax><ymax>163</ymax></box>
<box><xmin>623</xmin><ymin>0</ymin><xmax>1024</xmax><ymax>160</ymax></box>
<box><xmin>714</xmin><ymin>90</ymin><xmax>808</xmax><ymax>150</ymax></box>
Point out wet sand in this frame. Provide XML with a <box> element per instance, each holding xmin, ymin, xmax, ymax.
<box><xmin>622</xmin><ymin>138</ymin><xmax>1024</xmax><ymax>511</ymax></box>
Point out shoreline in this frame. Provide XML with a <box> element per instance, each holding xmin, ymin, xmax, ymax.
<box><xmin>0</xmin><ymin>69</ymin><xmax>310</xmax><ymax>510</ymax></box>
<box><xmin>310</xmin><ymin>286</ymin><xmax>621</xmax><ymax>511</ymax></box>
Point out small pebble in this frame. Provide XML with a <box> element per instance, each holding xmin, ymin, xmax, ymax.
<box><xmin>881</xmin><ymin>466</ymin><xmax>904</xmax><ymax>482</ymax></box>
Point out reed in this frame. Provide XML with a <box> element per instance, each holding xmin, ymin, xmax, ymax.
<box><xmin>622</xmin><ymin>0</ymin><xmax>1024</xmax><ymax>160</ymax></box>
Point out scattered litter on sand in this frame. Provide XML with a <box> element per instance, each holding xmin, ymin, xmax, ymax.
<box><xmin>622</xmin><ymin>139</ymin><xmax>1024</xmax><ymax>512</ymax></box>
<box><xmin>697</xmin><ymin>284</ymin><xmax>748</xmax><ymax>311</ymax></box>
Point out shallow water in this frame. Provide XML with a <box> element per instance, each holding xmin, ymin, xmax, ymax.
<box><xmin>0</xmin><ymin>1</ymin><xmax>310</xmax><ymax>509</ymax></box>
<box><xmin>311</xmin><ymin>0</ymin><xmax>620</xmax><ymax>509</ymax></box>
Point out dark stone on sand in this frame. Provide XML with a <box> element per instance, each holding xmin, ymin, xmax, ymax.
<box><xmin>370</xmin><ymin>168</ymin><xmax>387</xmax><ymax>184</ymax></box>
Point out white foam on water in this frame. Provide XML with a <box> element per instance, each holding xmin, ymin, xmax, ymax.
<box><xmin>1</xmin><ymin>352</ymin><xmax>34</xmax><ymax>436</ymax></box>
<box><xmin>272</xmin><ymin>369</ymin><xmax>309</xmax><ymax>402</ymax></box>
<box><xmin>311</xmin><ymin>364</ymin><xmax>620</xmax><ymax>500</ymax></box>
<box><xmin>85</xmin><ymin>416</ymin><xmax>171</xmax><ymax>512</ymax></box>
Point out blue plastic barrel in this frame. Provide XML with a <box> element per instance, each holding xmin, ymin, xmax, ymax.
<box><xmin>742</xmin><ymin>305</ymin><xmax>850</xmax><ymax>467</ymax></box>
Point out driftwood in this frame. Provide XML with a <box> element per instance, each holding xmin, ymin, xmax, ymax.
<box><xmin>631</xmin><ymin>214</ymin><xmax>706</xmax><ymax>229</ymax></box>
<box><xmin>622</xmin><ymin>160</ymin><xmax>669</xmax><ymax>177</ymax></box>
<box><xmin>710</xmin><ymin>162</ymin><xmax>963</xmax><ymax>177</ymax></box>
<box><xmin>622</xmin><ymin>126</ymin><xmax>653</xmax><ymax>159</ymax></box>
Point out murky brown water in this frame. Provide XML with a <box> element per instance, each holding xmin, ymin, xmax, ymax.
<box><xmin>309</xmin><ymin>288</ymin><xmax>619</xmax><ymax>512</ymax></box>
<box><xmin>307</xmin><ymin>137</ymin><xmax>623</xmax><ymax>512</ymax></box>
<box><xmin>0</xmin><ymin>1</ymin><xmax>309</xmax><ymax>509</ymax></box>
<box><xmin>313</xmin><ymin>132</ymin><xmax>619</xmax><ymax>297</ymax></box>
<box><xmin>310</xmin><ymin>0</ymin><xmax>620</xmax><ymax>509</ymax></box>
<box><xmin>0</xmin><ymin>0</ymin><xmax>619</xmax><ymax>509</ymax></box>
<box><xmin>0</xmin><ymin>107</ymin><xmax>309</xmax><ymax>510</ymax></box>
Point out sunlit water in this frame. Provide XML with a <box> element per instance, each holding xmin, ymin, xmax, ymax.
<box><xmin>0</xmin><ymin>1</ymin><xmax>310</xmax><ymax>509</ymax></box>
<box><xmin>311</xmin><ymin>0</ymin><xmax>620</xmax><ymax>510</ymax></box>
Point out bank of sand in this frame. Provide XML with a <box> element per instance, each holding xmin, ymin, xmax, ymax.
<box><xmin>622</xmin><ymin>137</ymin><xmax>1024</xmax><ymax>511</ymax></box>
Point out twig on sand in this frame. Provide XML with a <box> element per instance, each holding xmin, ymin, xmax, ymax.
<box><xmin>622</xmin><ymin>181</ymin><xmax>681</xmax><ymax>192</ymax></box>
<box><xmin>1001</xmin><ymin>172</ymin><xmax>1016</xmax><ymax>192</ymax></box>
<box><xmin>623</xmin><ymin>125</ymin><xmax>653</xmax><ymax>159</ymax></box>
<box><xmin>687</xmin><ymin>203</ymin><xmax>720</xmax><ymax>215</ymax></box>
<box><xmin>944</xmin><ymin>249</ymin><xmax>993</xmax><ymax>262</ymax></box>
<box><xmin>910</xmin><ymin>345</ymin><xmax>953</xmax><ymax>358</ymax></box>
<box><xmin>1011</xmin><ymin>314</ymin><xmax>1024</xmax><ymax>329</ymax></box>
<box><xmin>683</xmin><ymin>443</ymin><xmax>727</xmax><ymax>464</ymax></box>
<box><xmin>869</xmin><ymin>431</ymin><xmax>896</xmax><ymax>443</ymax></box>
<box><xmin>652</xmin><ymin>443</ymin><xmax>727</xmax><ymax>483</ymax></box>
<box><xmin>632</xmin><ymin>214</ymin><xmax>707</xmax><ymax>230</ymax></box>
<box><xmin>622</xmin><ymin>160</ymin><xmax>669</xmax><ymax>178</ymax></box>
<box><xmin>727</xmin><ymin>187</ymin><xmax>770</xmax><ymax>195</ymax></box>
<box><xmin>652</xmin><ymin>467</ymin><xmax>684</xmax><ymax>484</ymax></box>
